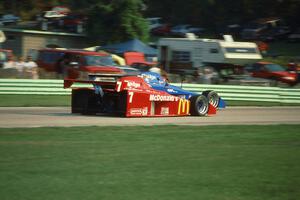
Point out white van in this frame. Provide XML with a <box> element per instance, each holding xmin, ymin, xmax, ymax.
<box><xmin>158</xmin><ymin>35</ymin><xmax>262</xmax><ymax>73</ymax></box>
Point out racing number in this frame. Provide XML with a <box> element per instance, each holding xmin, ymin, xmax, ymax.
<box><xmin>128</xmin><ymin>92</ymin><xmax>134</xmax><ymax>103</ymax></box>
<box><xmin>116</xmin><ymin>81</ymin><xmax>122</xmax><ymax>92</ymax></box>
<box><xmin>178</xmin><ymin>99</ymin><xmax>190</xmax><ymax>115</ymax></box>
<box><xmin>117</xmin><ymin>82</ymin><xmax>134</xmax><ymax>103</ymax></box>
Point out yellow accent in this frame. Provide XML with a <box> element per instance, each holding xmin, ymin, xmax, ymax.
<box><xmin>182</xmin><ymin>100</ymin><xmax>186</xmax><ymax>113</ymax></box>
<box><xmin>178</xmin><ymin>100</ymin><xmax>182</xmax><ymax>115</ymax></box>
<box><xmin>186</xmin><ymin>101</ymin><xmax>190</xmax><ymax>114</ymax></box>
<box><xmin>178</xmin><ymin>99</ymin><xmax>190</xmax><ymax>115</ymax></box>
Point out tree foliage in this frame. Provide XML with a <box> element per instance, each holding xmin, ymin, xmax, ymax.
<box><xmin>86</xmin><ymin>0</ymin><xmax>149</xmax><ymax>44</ymax></box>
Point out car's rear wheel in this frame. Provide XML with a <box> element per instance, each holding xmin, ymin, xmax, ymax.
<box><xmin>190</xmin><ymin>95</ymin><xmax>209</xmax><ymax>116</ymax></box>
<box><xmin>202</xmin><ymin>90</ymin><xmax>219</xmax><ymax>107</ymax></box>
<box><xmin>72</xmin><ymin>89</ymin><xmax>99</xmax><ymax>115</ymax></box>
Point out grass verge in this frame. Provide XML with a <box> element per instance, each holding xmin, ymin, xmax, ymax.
<box><xmin>0</xmin><ymin>95</ymin><xmax>70</xmax><ymax>107</ymax></box>
<box><xmin>0</xmin><ymin>125</ymin><xmax>300</xmax><ymax>200</ymax></box>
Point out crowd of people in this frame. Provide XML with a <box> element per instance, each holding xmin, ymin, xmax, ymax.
<box><xmin>2</xmin><ymin>56</ymin><xmax>39</xmax><ymax>79</ymax></box>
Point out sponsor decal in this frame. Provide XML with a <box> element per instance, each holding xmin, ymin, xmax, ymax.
<box><xmin>130</xmin><ymin>107</ymin><xmax>148</xmax><ymax>116</ymax></box>
<box><xmin>149</xmin><ymin>94</ymin><xmax>179</xmax><ymax>102</ymax></box>
<box><xmin>124</xmin><ymin>80</ymin><xmax>141</xmax><ymax>88</ymax></box>
<box><xmin>178</xmin><ymin>99</ymin><xmax>190</xmax><ymax>115</ymax></box>
<box><xmin>130</xmin><ymin>108</ymin><xmax>142</xmax><ymax>115</ymax></box>
<box><xmin>161</xmin><ymin>107</ymin><xmax>169</xmax><ymax>115</ymax></box>
<box><xmin>167</xmin><ymin>88</ymin><xmax>177</xmax><ymax>93</ymax></box>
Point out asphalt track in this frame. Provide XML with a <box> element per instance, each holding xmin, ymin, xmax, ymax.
<box><xmin>0</xmin><ymin>106</ymin><xmax>300</xmax><ymax>128</ymax></box>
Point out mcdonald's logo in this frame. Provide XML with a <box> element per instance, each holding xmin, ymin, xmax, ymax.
<box><xmin>178</xmin><ymin>99</ymin><xmax>190</xmax><ymax>115</ymax></box>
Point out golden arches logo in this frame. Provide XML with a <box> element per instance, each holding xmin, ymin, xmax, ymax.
<box><xmin>178</xmin><ymin>99</ymin><xmax>190</xmax><ymax>115</ymax></box>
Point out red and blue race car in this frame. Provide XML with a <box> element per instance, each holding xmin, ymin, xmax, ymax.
<box><xmin>64</xmin><ymin>72</ymin><xmax>225</xmax><ymax>117</ymax></box>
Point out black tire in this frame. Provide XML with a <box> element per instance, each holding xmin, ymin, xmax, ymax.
<box><xmin>190</xmin><ymin>95</ymin><xmax>209</xmax><ymax>116</ymax></box>
<box><xmin>202</xmin><ymin>90</ymin><xmax>219</xmax><ymax>108</ymax></box>
<box><xmin>72</xmin><ymin>89</ymin><xmax>98</xmax><ymax>115</ymax></box>
<box><xmin>82</xmin><ymin>94</ymin><xmax>98</xmax><ymax>115</ymax></box>
<box><xmin>72</xmin><ymin>89</ymin><xmax>88</xmax><ymax>113</ymax></box>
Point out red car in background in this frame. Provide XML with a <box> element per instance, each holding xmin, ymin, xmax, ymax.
<box><xmin>150</xmin><ymin>24</ymin><xmax>171</xmax><ymax>36</ymax></box>
<box><xmin>123</xmin><ymin>52</ymin><xmax>156</xmax><ymax>71</ymax></box>
<box><xmin>62</xmin><ymin>13</ymin><xmax>87</xmax><ymax>27</ymax></box>
<box><xmin>246</xmin><ymin>62</ymin><xmax>298</xmax><ymax>86</ymax></box>
<box><xmin>36</xmin><ymin>49</ymin><xmax>124</xmax><ymax>80</ymax></box>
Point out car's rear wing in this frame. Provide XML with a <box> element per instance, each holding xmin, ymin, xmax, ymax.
<box><xmin>64</xmin><ymin>75</ymin><xmax>153</xmax><ymax>93</ymax></box>
<box><xmin>64</xmin><ymin>79</ymin><xmax>117</xmax><ymax>89</ymax></box>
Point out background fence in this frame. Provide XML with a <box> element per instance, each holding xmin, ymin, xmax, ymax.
<box><xmin>1</xmin><ymin>79</ymin><xmax>300</xmax><ymax>103</ymax></box>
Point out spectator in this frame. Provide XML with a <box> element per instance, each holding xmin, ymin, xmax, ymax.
<box><xmin>16</xmin><ymin>56</ymin><xmax>25</xmax><ymax>75</ymax></box>
<box><xmin>194</xmin><ymin>68</ymin><xmax>203</xmax><ymax>83</ymax></box>
<box><xmin>3</xmin><ymin>56</ymin><xmax>17</xmax><ymax>69</ymax></box>
<box><xmin>24</xmin><ymin>56</ymin><xmax>39</xmax><ymax>79</ymax></box>
<box><xmin>201</xmin><ymin>67</ymin><xmax>215</xmax><ymax>84</ymax></box>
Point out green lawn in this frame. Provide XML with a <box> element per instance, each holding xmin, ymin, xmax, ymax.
<box><xmin>0</xmin><ymin>125</ymin><xmax>299</xmax><ymax>200</ymax></box>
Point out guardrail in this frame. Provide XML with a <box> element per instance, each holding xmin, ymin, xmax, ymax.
<box><xmin>1</xmin><ymin>79</ymin><xmax>300</xmax><ymax>103</ymax></box>
<box><xmin>0</xmin><ymin>79</ymin><xmax>69</xmax><ymax>95</ymax></box>
<box><xmin>172</xmin><ymin>83</ymin><xmax>300</xmax><ymax>103</ymax></box>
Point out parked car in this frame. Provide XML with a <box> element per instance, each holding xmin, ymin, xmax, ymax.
<box><xmin>287</xmin><ymin>28</ymin><xmax>300</xmax><ymax>42</ymax></box>
<box><xmin>259</xmin><ymin>27</ymin><xmax>291</xmax><ymax>42</ymax></box>
<box><xmin>241</xmin><ymin>18</ymin><xmax>290</xmax><ymax>41</ymax></box>
<box><xmin>246</xmin><ymin>62</ymin><xmax>298</xmax><ymax>86</ymax></box>
<box><xmin>43</xmin><ymin>11</ymin><xmax>66</xmax><ymax>19</ymax></box>
<box><xmin>146</xmin><ymin>17</ymin><xmax>163</xmax><ymax>30</ymax></box>
<box><xmin>51</xmin><ymin>6</ymin><xmax>71</xmax><ymax>15</ymax></box>
<box><xmin>36</xmin><ymin>49</ymin><xmax>125</xmax><ymax>79</ymax></box>
<box><xmin>124</xmin><ymin>52</ymin><xmax>156</xmax><ymax>67</ymax></box>
<box><xmin>147</xmin><ymin>17</ymin><xmax>171</xmax><ymax>36</ymax></box>
<box><xmin>150</xmin><ymin>24</ymin><xmax>171</xmax><ymax>36</ymax></box>
<box><xmin>63</xmin><ymin>14</ymin><xmax>86</xmax><ymax>25</ymax></box>
<box><xmin>170</xmin><ymin>24</ymin><xmax>204</xmax><ymax>37</ymax></box>
<box><xmin>0</xmin><ymin>14</ymin><xmax>20</xmax><ymax>25</ymax></box>
<box><xmin>61</xmin><ymin>13</ymin><xmax>87</xmax><ymax>32</ymax></box>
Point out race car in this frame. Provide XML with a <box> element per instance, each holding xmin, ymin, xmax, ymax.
<box><xmin>64</xmin><ymin>72</ymin><xmax>225</xmax><ymax>117</ymax></box>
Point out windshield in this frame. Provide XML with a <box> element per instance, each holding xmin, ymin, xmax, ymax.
<box><xmin>225</xmin><ymin>47</ymin><xmax>257</xmax><ymax>54</ymax></box>
<box><xmin>84</xmin><ymin>55</ymin><xmax>117</xmax><ymax>66</ymax></box>
<box><xmin>265</xmin><ymin>64</ymin><xmax>285</xmax><ymax>72</ymax></box>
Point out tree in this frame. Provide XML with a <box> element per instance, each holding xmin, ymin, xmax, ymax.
<box><xmin>86</xmin><ymin>0</ymin><xmax>149</xmax><ymax>44</ymax></box>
